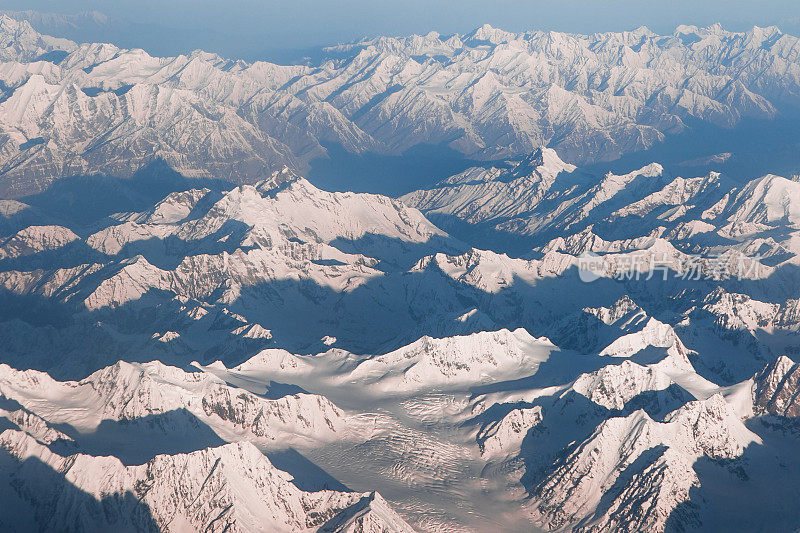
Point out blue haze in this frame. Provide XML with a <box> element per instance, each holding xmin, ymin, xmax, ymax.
<box><xmin>4</xmin><ymin>0</ymin><xmax>800</xmax><ymax>62</ymax></box>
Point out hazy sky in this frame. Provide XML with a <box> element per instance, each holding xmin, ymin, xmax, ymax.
<box><xmin>6</xmin><ymin>0</ymin><xmax>800</xmax><ymax>62</ymax></box>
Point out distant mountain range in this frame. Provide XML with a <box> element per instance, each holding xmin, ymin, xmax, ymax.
<box><xmin>2</xmin><ymin>15</ymin><xmax>800</xmax><ymax>196</ymax></box>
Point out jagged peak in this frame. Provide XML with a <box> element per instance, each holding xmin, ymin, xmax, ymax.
<box><xmin>584</xmin><ymin>295</ymin><xmax>647</xmax><ymax>327</ymax></box>
<box><xmin>633</xmin><ymin>162</ymin><xmax>665</xmax><ymax>178</ymax></box>
<box><xmin>0</xmin><ymin>13</ymin><xmax>34</xmax><ymax>32</ymax></box>
<box><xmin>0</xmin><ymin>12</ymin><xmax>76</xmax><ymax>61</ymax></box>
<box><xmin>723</xmin><ymin>173</ymin><xmax>800</xmax><ymax>225</ymax></box>
<box><xmin>81</xmin><ymin>359</ymin><xmax>218</xmax><ymax>391</ymax></box>
<box><xmin>515</xmin><ymin>146</ymin><xmax>576</xmax><ymax>180</ymax></box>
<box><xmin>463</xmin><ymin>23</ymin><xmax>517</xmax><ymax>45</ymax></box>
<box><xmin>754</xmin><ymin>355</ymin><xmax>797</xmax><ymax>385</ymax></box>
<box><xmin>675</xmin><ymin>23</ymin><xmax>718</xmax><ymax>36</ymax></box>
<box><xmin>599</xmin><ymin>316</ymin><xmax>681</xmax><ymax>358</ymax></box>
<box><xmin>571</xmin><ymin>360</ymin><xmax>674</xmax><ymax>410</ymax></box>
<box><xmin>748</xmin><ymin>24</ymin><xmax>783</xmax><ymax>41</ymax></box>
<box><xmin>629</xmin><ymin>25</ymin><xmax>656</xmax><ymax>38</ymax></box>
<box><xmin>139</xmin><ymin>187</ymin><xmax>212</xmax><ymax>224</ymax></box>
<box><xmin>254</xmin><ymin>165</ymin><xmax>304</xmax><ymax>196</ymax></box>
<box><xmin>664</xmin><ymin>393</ymin><xmax>760</xmax><ymax>457</ymax></box>
<box><xmin>770</xmin><ymin>354</ymin><xmax>796</xmax><ymax>373</ymax></box>
<box><xmin>752</xmin><ymin>355</ymin><xmax>800</xmax><ymax>417</ymax></box>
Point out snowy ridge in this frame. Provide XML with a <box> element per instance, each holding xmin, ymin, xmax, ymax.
<box><xmin>223</xmin><ymin>328</ymin><xmax>554</xmax><ymax>395</ymax></box>
<box><xmin>598</xmin><ymin>318</ymin><xmax>685</xmax><ymax>359</ymax></box>
<box><xmin>0</xmin><ymin>429</ymin><xmax>413</xmax><ymax>532</ymax></box>
<box><xmin>402</xmin><ymin>150</ymin><xmax>668</xmax><ymax>235</ymax></box>
<box><xmin>752</xmin><ymin>355</ymin><xmax>800</xmax><ymax>417</ymax></box>
<box><xmin>0</xmin><ymin>15</ymin><xmax>75</xmax><ymax>61</ymax></box>
<box><xmin>0</xmin><ymin>402</ymin><xmax>74</xmax><ymax>447</ymax></box>
<box><xmin>702</xmin><ymin>288</ymin><xmax>800</xmax><ymax>334</ymax></box>
<box><xmin>0</xmin><ymin>360</ymin><xmax>349</xmax><ymax>448</ymax></box>
<box><xmin>531</xmin><ymin>394</ymin><xmax>759</xmax><ymax>532</ymax></box>
<box><xmin>0</xmin><ymin>167</ymin><xmax>449</xmax><ymax>316</ymax></box>
<box><xmin>571</xmin><ymin>360</ymin><xmax>675</xmax><ymax>410</ymax></box>
<box><xmin>476</xmin><ymin>404</ymin><xmax>543</xmax><ymax>458</ymax></box>
<box><xmin>0</xmin><ymin>224</ymin><xmax>77</xmax><ymax>259</ymax></box>
<box><xmin>405</xmin><ymin>148</ymin><xmax>800</xmax><ymax>277</ymax></box>
<box><xmin>344</xmin><ymin>328</ymin><xmax>554</xmax><ymax>392</ymax></box>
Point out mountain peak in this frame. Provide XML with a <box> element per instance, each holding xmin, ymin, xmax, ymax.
<box><xmin>0</xmin><ymin>12</ymin><xmax>75</xmax><ymax>62</ymax></box>
<box><xmin>753</xmin><ymin>355</ymin><xmax>800</xmax><ymax>416</ymax></box>
<box><xmin>464</xmin><ymin>23</ymin><xmax>515</xmax><ymax>44</ymax></box>
<box><xmin>254</xmin><ymin>165</ymin><xmax>303</xmax><ymax>196</ymax></box>
<box><xmin>516</xmin><ymin>146</ymin><xmax>576</xmax><ymax>180</ymax></box>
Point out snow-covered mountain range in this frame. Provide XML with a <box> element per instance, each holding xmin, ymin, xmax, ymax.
<box><xmin>2</xmin><ymin>14</ymin><xmax>800</xmax><ymax>533</ymax></box>
<box><xmin>1</xmin><ymin>145</ymin><xmax>800</xmax><ymax>530</ymax></box>
<box><xmin>3</xmin><ymin>16</ymin><xmax>800</xmax><ymax>196</ymax></box>
<box><xmin>403</xmin><ymin>147</ymin><xmax>800</xmax><ymax>261</ymax></box>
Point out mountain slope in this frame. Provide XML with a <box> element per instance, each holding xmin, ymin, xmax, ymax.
<box><xmin>0</xmin><ymin>429</ymin><xmax>413</xmax><ymax>532</ymax></box>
